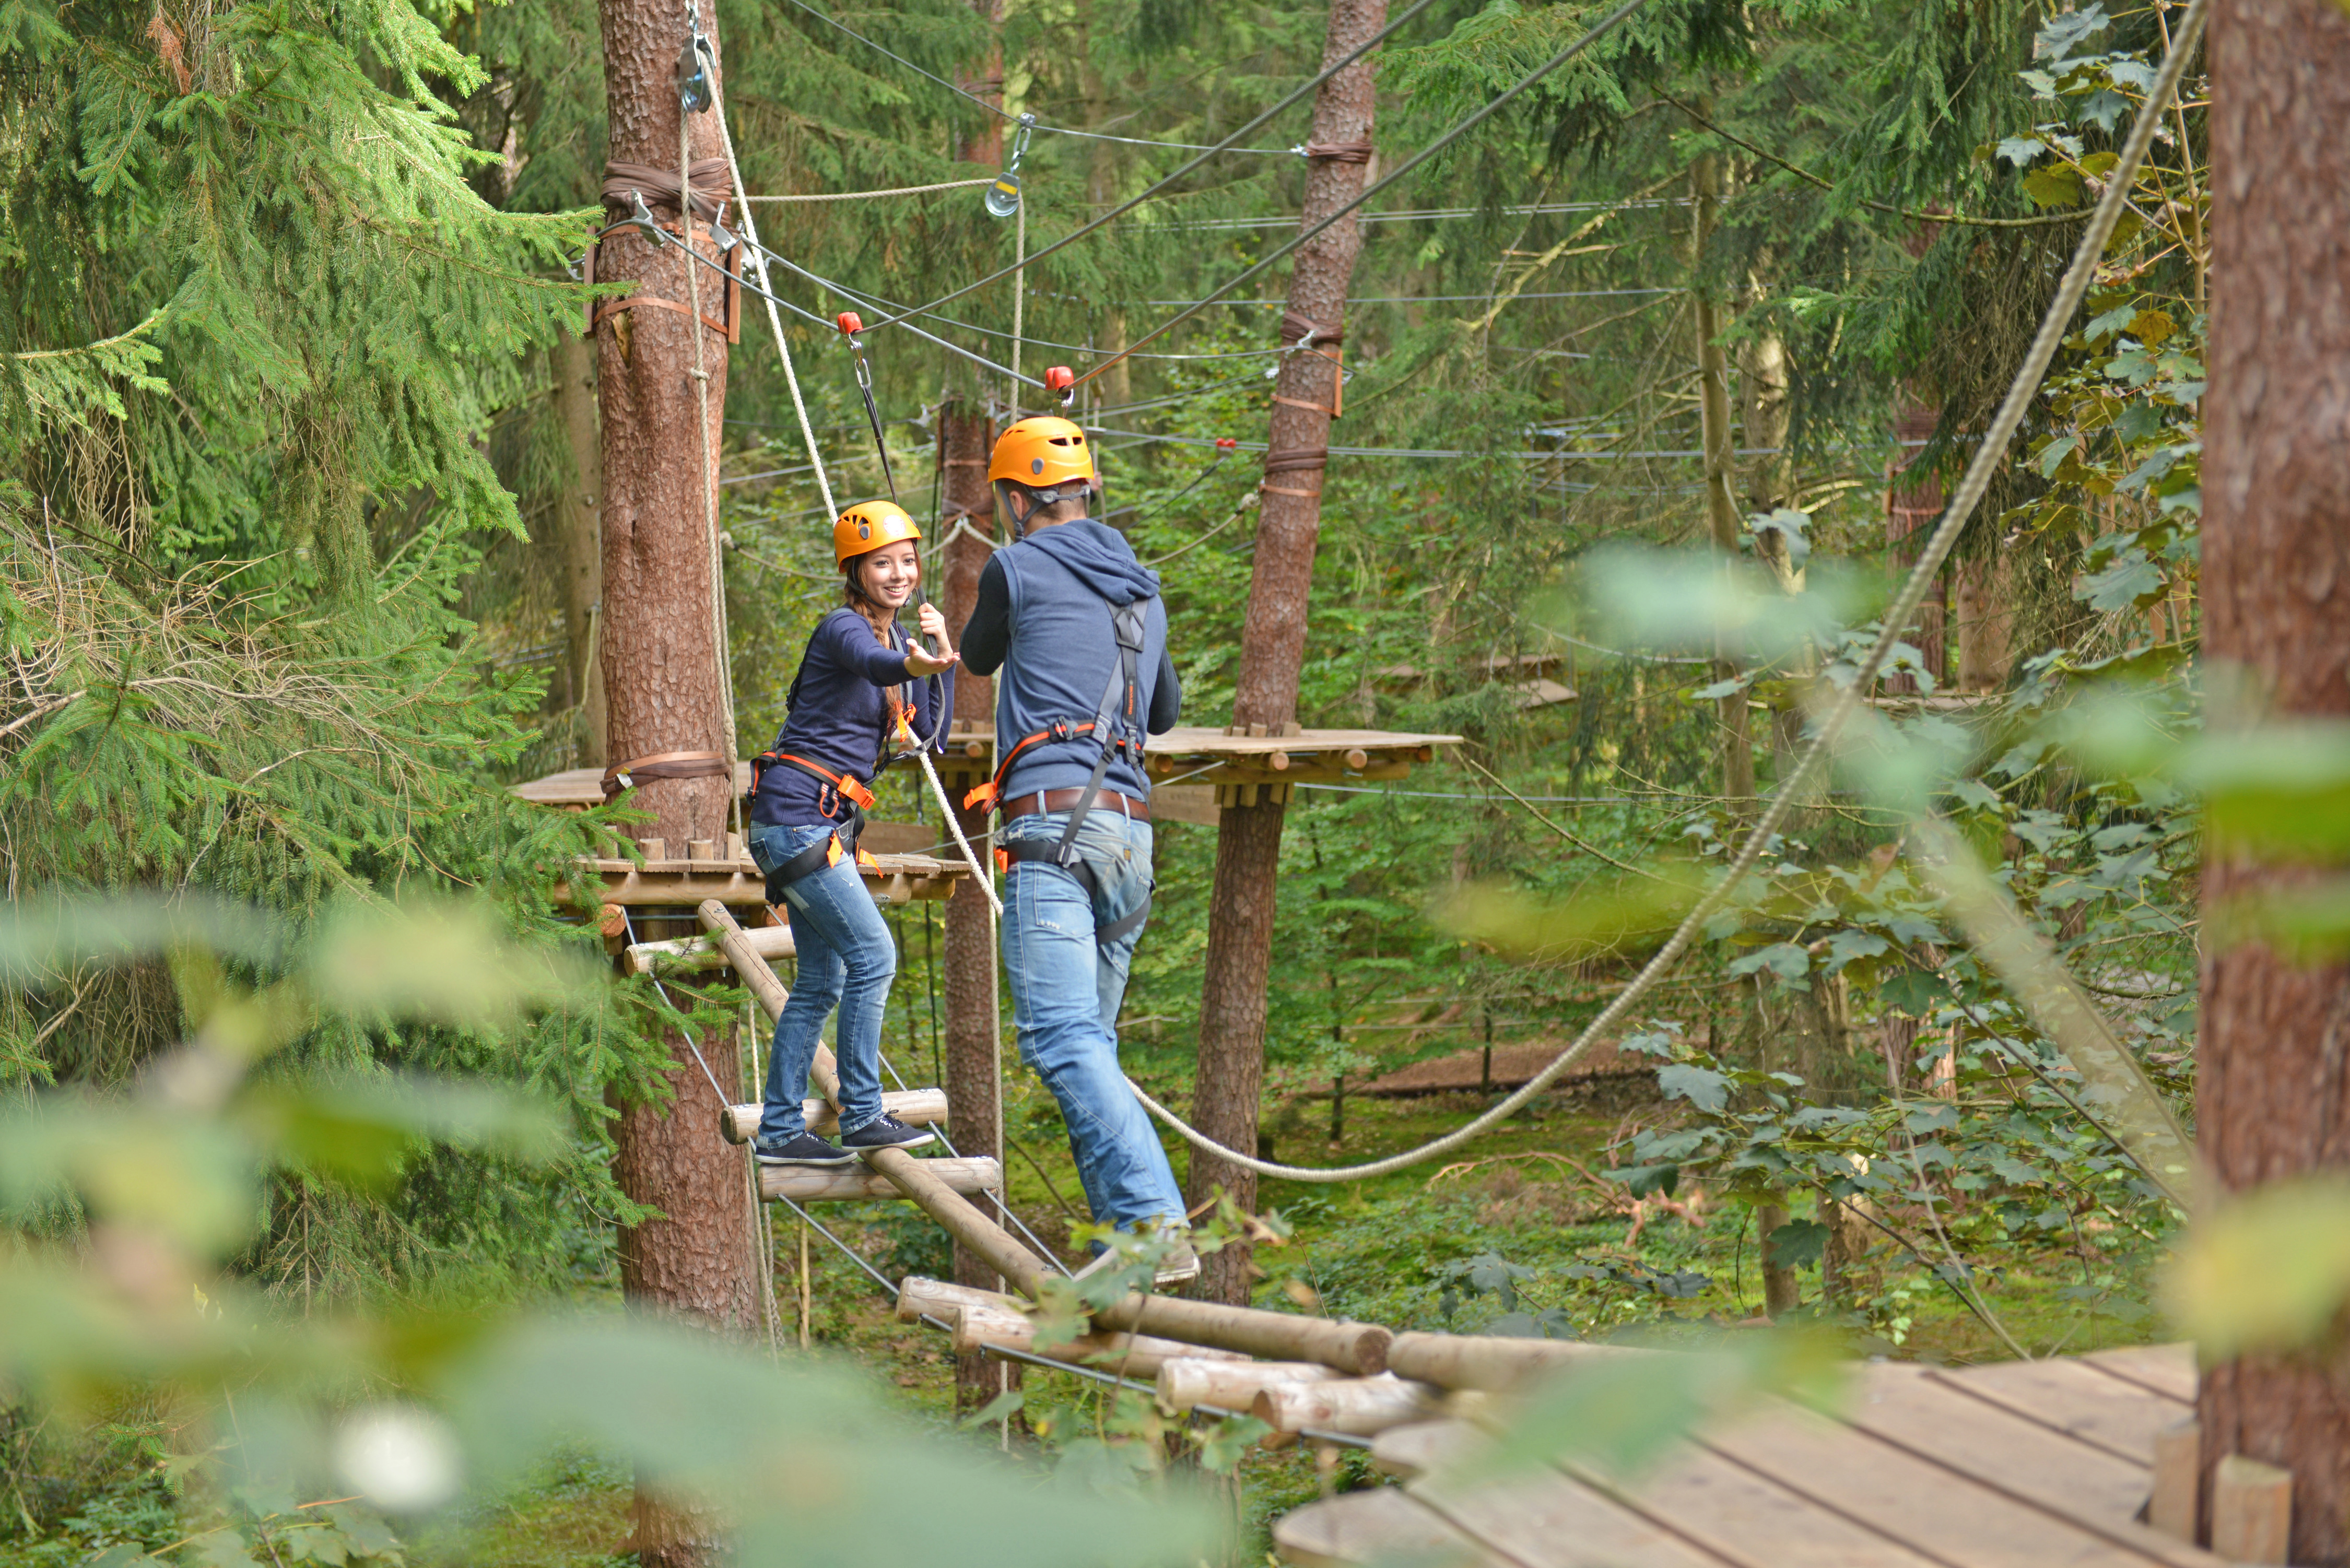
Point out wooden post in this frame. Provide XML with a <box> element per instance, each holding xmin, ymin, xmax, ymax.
<box><xmin>2150</xmin><ymin>1418</ymin><xmax>2200</xmax><ymax>1541</ymax></box>
<box><xmin>936</xmin><ymin>392</ymin><xmax>1013</xmax><ymax>1416</ymax></box>
<box><xmin>2197</xmin><ymin>4</ymin><xmax>2350</xmax><ymax>1560</ymax></box>
<box><xmin>1690</xmin><ymin>143</ymin><xmax>1752</xmax><ymax>808</ymax></box>
<box><xmin>595</xmin><ymin>4</ymin><xmax>751</xmax><ymax>1555</ymax></box>
<box><xmin>1189</xmin><ymin>0</ymin><xmax>1387</xmax><ymax>1307</ymax></box>
<box><xmin>2212</xmin><ymin>1456</ymin><xmax>2293</xmax><ymax>1565</ymax></box>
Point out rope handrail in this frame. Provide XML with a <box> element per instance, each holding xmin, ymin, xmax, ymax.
<box><xmin>743</xmin><ymin>177</ymin><xmax>996</xmax><ymax>203</ymax></box>
<box><xmin>1119</xmin><ymin>0</ymin><xmax>2211</xmax><ymax>1185</ymax></box>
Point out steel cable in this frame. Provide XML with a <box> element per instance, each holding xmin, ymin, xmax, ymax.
<box><xmin>1119</xmin><ymin>0</ymin><xmax>2210</xmax><ymax>1183</ymax></box>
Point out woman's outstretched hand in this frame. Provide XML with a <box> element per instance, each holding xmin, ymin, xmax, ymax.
<box><xmin>905</xmin><ymin>604</ymin><xmax>958</xmax><ymax>677</ymax></box>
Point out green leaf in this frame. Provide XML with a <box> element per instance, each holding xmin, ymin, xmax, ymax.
<box><xmin>1656</xmin><ymin>1064</ymin><xmax>1730</xmax><ymax>1114</ymax></box>
<box><xmin>2078</xmin><ymin>548</ymin><xmax>2167</xmax><ymax>612</ymax></box>
<box><xmin>1728</xmin><ymin>942</ymin><xmax>1810</xmax><ymax>983</ymax></box>
<box><xmin>961</xmin><ymin>1389</ymin><xmax>1026</xmax><ymax>1428</ymax></box>
<box><xmin>2023</xmin><ymin>164</ymin><xmax>2084</xmax><ymax>210</ymax></box>
<box><xmin>1765</xmin><ymin>1218</ymin><xmax>1828</xmax><ymax>1270</ymax></box>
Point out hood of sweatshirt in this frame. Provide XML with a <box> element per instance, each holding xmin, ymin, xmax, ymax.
<box><xmin>1018</xmin><ymin>519</ymin><xmax>1161</xmax><ymax>605</ymax></box>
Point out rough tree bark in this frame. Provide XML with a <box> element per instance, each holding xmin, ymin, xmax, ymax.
<box><xmin>1187</xmin><ymin>0</ymin><xmax>1386</xmax><ymax>1306</ymax></box>
<box><xmin>550</xmin><ymin>333</ymin><xmax>607</xmax><ymax>765</ymax></box>
<box><xmin>1953</xmin><ymin>553</ymin><xmax>2014</xmax><ymax>692</ymax></box>
<box><xmin>593</xmin><ymin>0</ymin><xmax>756</xmax><ymax>1558</ymax></box>
<box><xmin>2195</xmin><ymin>2</ymin><xmax>2350</xmax><ymax>1559</ymax></box>
<box><xmin>1884</xmin><ymin>402</ymin><xmax>1949</xmax><ymax>692</ymax></box>
<box><xmin>1691</xmin><ymin>147</ymin><xmax>1753</xmax><ymax>807</ymax></box>
<box><xmin>936</xmin><ymin>394</ymin><xmax>1017</xmax><ymax>1415</ymax></box>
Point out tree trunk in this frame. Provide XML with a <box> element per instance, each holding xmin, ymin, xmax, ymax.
<box><xmin>1187</xmin><ymin>0</ymin><xmax>1386</xmax><ymax>1307</ymax></box>
<box><xmin>593</xmin><ymin>0</ymin><xmax>754</xmax><ymax>1557</ymax></box>
<box><xmin>2195</xmin><ymin>2</ymin><xmax>2350</xmax><ymax>1559</ymax></box>
<box><xmin>936</xmin><ymin>395</ymin><xmax>1017</xmax><ymax>1416</ymax></box>
<box><xmin>1885</xmin><ymin>402</ymin><xmax>1949</xmax><ymax>692</ymax></box>
<box><xmin>1953</xmin><ymin>552</ymin><xmax>2014</xmax><ymax>692</ymax></box>
<box><xmin>1756</xmin><ymin>1201</ymin><xmax>1799</xmax><ymax>1318</ymax></box>
<box><xmin>550</xmin><ymin>333</ymin><xmax>607</xmax><ymax>766</ymax></box>
<box><xmin>1691</xmin><ymin>148</ymin><xmax>1753</xmax><ymax>808</ymax></box>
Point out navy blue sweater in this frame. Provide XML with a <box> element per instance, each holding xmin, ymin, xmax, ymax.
<box><xmin>750</xmin><ymin>608</ymin><xmax>952</xmax><ymax>828</ymax></box>
<box><xmin>958</xmin><ymin>520</ymin><xmax>1178</xmax><ymax>804</ymax></box>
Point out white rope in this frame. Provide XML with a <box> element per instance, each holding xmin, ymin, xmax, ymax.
<box><xmin>744</xmin><ymin>178</ymin><xmax>996</xmax><ymax>203</ymax></box>
<box><xmin>1008</xmin><ymin>192</ymin><xmax>1025</xmax><ymax>420</ymax></box>
<box><xmin>916</xmin><ymin>748</ymin><xmax>1004</xmax><ymax>917</ymax></box>
<box><xmin>1121</xmin><ymin>0</ymin><xmax>2210</xmax><ymax>1185</ymax></box>
<box><xmin>708</xmin><ymin>65</ymin><xmax>837</xmax><ymax>521</ymax></box>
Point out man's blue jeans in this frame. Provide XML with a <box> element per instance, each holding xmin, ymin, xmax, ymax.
<box><xmin>1000</xmin><ymin>808</ymin><xmax>1185</xmax><ymax>1232</ymax></box>
<box><xmin>747</xmin><ymin>823</ymin><xmax>890</xmax><ymax>1147</ymax></box>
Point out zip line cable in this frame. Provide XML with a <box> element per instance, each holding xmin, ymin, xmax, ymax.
<box><xmin>1119</xmin><ymin>0</ymin><xmax>2209</xmax><ymax>1184</ymax></box>
<box><xmin>1071</xmin><ymin>0</ymin><xmax>1657</xmax><ymax>390</ymax></box>
<box><xmin>776</xmin><ymin>0</ymin><xmax>1300</xmax><ymax>156</ymax></box>
<box><xmin>856</xmin><ymin>0</ymin><xmax>1444</xmax><ymax>335</ymax></box>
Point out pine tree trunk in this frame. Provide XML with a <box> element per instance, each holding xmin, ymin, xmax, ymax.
<box><xmin>550</xmin><ymin>333</ymin><xmax>606</xmax><ymax>766</ymax></box>
<box><xmin>1691</xmin><ymin>148</ymin><xmax>1752</xmax><ymax>808</ymax></box>
<box><xmin>2195</xmin><ymin>2</ymin><xmax>2350</xmax><ymax>1559</ymax></box>
<box><xmin>593</xmin><ymin>0</ymin><xmax>754</xmax><ymax>1557</ymax></box>
<box><xmin>1953</xmin><ymin>554</ymin><xmax>2014</xmax><ymax>692</ymax></box>
<box><xmin>937</xmin><ymin>396</ymin><xmax>1017</xmax><ymax>1416</ymax></box>
<box><xmin>1885</xmin><ymin>402</ymin><xmax>1949</xmax><ymax>691</ymax></box>
<box><xmin>1186</xmin><ymin>0</ymin><xmax>1385</xmax><ymax>1307</ymax></box>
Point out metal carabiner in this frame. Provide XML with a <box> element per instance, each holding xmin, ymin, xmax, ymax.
<box><xmin>836</xmin><ymin>311</ymin><xmax>900</xmax><ymax>502</ymax></box>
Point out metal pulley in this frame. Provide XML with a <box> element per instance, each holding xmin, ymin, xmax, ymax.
<box><xmin>677</xmin><ymin>14</ymin><xmax>715</xmax><ymax>113</ymax></box>
<box><xmin>985</xmin><ymin>113</ymin><xmax>1036</xmax><ymax>219</ymax></box>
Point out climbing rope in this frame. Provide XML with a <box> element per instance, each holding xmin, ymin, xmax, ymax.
<box><xmin>1117</xmin><ymin>0</ymin><xmax>2210</xmax><ymax>1184</ymax></box>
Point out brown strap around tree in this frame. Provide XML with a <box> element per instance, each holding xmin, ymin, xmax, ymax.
<box><xmin>1301</xmin><ymin>140</ymin><xmax>1374</xmax><ymax>163</ymax></box>
<box><xmin>1279</xmin><ymin>312</ymin><xmax>1345</xmax><ymax>348</ymax></box>
<box><xmin>1263</xmin><ymin>447</ymin><xmax>1330</xmax><ymax>475</ymax></box>
<box><xmin>591</xmin><ymin>294</ymin><xmax>732</xmax><ymax>339</ymax></box>
<box><xmin>602</xmin><ymin>749</ymin><xmax>732</xmax><ymax>803</ymax></box>
<box><xmin>1260</xmin><ymin>482</ymin><xmax>1320</xmax><ymax>499</ymax></box>
<box><xmin>603</xmin><ymin>158</ymin><xmax>734</xmax><ymax>221</ymax></box>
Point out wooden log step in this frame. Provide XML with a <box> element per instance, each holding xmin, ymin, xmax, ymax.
<box><xmin>1255</xmin><ymin>1374</ymin><xmax>1441</xmax><ymax>1437</ymax></box>
<box><xmin>949</xmin><ymin>1303</ymin><xmax>1248</xmax><ymax>1378</ymax></box>
<box><xmin>1159</xmin><ymin>1357</ymin><xmax>1341</xmax><ymax>1412</ymax></box>
<box><xmin>759</xmin><ymin>1156</ymin><xmax>999</xmax><ymax>1203</ymax></box>
<box><xmin>895</xmin><ymin>1275</ymin><xmax>1021</xmax><ymax>1324</ymax></box>
<box><xmin>1385</xmin><ymin>1330</ymin><xmax>1626</xmax><ymax>1391</ymax></box>
<box><xmin>722</xmin><ymin>1088</ymin><xmax>949</xmax><ymax>1145</ymax></box>
<box><xmin>627</xmin><ymin>923</ymin><xmax>794</xmax><ymax>976</ymax></box>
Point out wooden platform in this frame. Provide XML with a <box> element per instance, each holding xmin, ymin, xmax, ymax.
<box><xmin>553</xmin><ymin>850</ymin><xmax>962</xmax><ymax>910</ymax></box>
<box><xmin>931</xmin><ymin>722</ymin><xmax>1462</xmax><ymax>809</ymax></box>
<box><xmin>1276</xmin><ymin>1345</ymin><xmax>2222</xmax><ymax>1568</ymax></box>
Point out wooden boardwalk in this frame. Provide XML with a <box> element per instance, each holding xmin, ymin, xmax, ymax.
<box><xmin>1277</xmin><ymin>1344</ymin><xmax>2221</xmax><ymax>1568</ymax></box>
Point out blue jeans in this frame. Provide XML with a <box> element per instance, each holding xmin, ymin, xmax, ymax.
<box><xmin>1000</xmin><ymin>809</ymin><xmax>1184</xmax><ymax>1232</ymax></box>
<box><xmin>747</xmin><ymin>823</ymin><xmax>891</xmax><ymax>1146</ymax></box>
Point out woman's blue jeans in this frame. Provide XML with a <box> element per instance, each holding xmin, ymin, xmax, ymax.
<box><xmin>747</xmin><ymin>823</ymin><xmax>892</xmax><ymax>1147</ymax></box>
<box><xmin>999</xmin><ymin>809</ymin><xmax>1185</xmax><ymax>1232</ymax></box>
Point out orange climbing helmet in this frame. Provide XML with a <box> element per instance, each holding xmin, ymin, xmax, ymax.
<box><xmin>832</xmin><ymin>499</ymin><xmax>922</xmax><ymax>565</ymax></box>
<box><xmin>988</xmin><ymin>416</ymin><xmax>1097</xmax><ymax>499</ymax></box>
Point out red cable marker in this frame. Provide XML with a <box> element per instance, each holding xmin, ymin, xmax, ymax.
<box><xmin>836</xmin><ymin>311</ymin><xmax>864</xmax><ymax>336</ymax></box>
<box><xmin>1214</xmin><ymin>438</ymin><xmax>1238</xmax><ymax>449</ymax></box>
<box><xmin>1044</xmin><ymin>364</ymin><xmax>1074</xmax><ymax>407</ymax></box>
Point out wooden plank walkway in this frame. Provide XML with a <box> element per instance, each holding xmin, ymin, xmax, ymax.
<box><xmin>1277</xmin><ymin>1345</ymin><xmax>2218</xmax><ymax>1568</ymax></box>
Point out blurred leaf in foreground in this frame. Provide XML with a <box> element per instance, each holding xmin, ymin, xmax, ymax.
<box><xmin>2166</xmin><ymin>1178</ymin><xmax>2350</xmax><ymax>1360</ymax></box>
<box><xmin>1437</xmin><ymin>872</ymin><xmax>1705</xmax><ymax>965</ymax></box>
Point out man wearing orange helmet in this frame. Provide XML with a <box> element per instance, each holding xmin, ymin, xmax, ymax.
<box><xmin>958</xmin><ymin>416</ymin><xmax>1195</xmax><ymax>1284</ymax></box>
<box><xmin>742</xmin><ymin>501</ymin><xmax>958</xmax><ymax>1168</ymax></box>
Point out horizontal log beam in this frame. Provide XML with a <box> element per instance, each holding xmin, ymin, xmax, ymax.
<box><xmin>567</xmin><ymin>856</ymin><xmax>957</xmax><ymax>910</ymax></box>
<box><xmin>949</xmin><ymin>1303</ymin><xmax>1249</xmax><ymax>1378</ymax></box>
<box><xmin>759</xmin><ymin>1157</ymin><xmax>1001</xmax><ymax>1203</ymax></box>
<box><xmin>721</xmin><ymin>1088</ymin><xmax>949</xmax><ymax>1145</ymax></box>
<box><xmin>1382</xmin><ymin>1331</ymin><xmax>1625</xmax><ymax>1392</ymax></box>
<box><xmin>1254</xmin><ymin>1375</ymin><xmax>1440</xmax><ymax>1437</ymax></box>
<box><xmin>627</xmin><ymin>923</ymin><xmax>795</xmax><ymax>976</ymax></box>
<box><xmin>895</xmin><ymin>1276</ymin><xmax>1021</xmax><ymax>1324</ymax></box>
<box><xmin>1159</xmin><ymin>1357</ymin><xmax>1341</xmax><ymax>1413</ymax></box>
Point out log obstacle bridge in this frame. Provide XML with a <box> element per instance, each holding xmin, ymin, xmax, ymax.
<box><xmin>527</xmin><ymin>811</ymin><xmax>2237</xmax><ymax>1563</ymax></box>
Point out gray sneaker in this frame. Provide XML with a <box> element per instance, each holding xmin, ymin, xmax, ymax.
<box><xmin>1071</xmin><ymin>1226</ymin><xmax>1200</xmax><ymax>1289</ymax></box>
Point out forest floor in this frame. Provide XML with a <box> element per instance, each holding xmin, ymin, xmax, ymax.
<box><xmin>395</xmin><ymin>1047</ymin><xmax>2170</xmax><ymax>1568</ymax></box>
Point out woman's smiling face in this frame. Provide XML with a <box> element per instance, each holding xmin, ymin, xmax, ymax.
<box><xmin>856</xmin><ymin>541</ymin><xmax>920</xmax><ymax>608</ymax></box>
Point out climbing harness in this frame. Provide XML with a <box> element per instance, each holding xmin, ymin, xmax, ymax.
<box><xmin>964</xmin><ymin>598</ymin><xmax>1152</xmax><ymax>947</ymax></box>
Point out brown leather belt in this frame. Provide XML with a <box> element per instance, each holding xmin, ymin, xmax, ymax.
<box><xmin>1001</xmin><ymin>788</ymin><xmax>1149</xmax><ymax>822</ymax></box>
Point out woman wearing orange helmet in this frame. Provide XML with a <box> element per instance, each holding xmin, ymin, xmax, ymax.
<box><xmin>741</xmin><ymin>501</ymin><xmax>958</xmax><ymax>1168</ymax></box>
